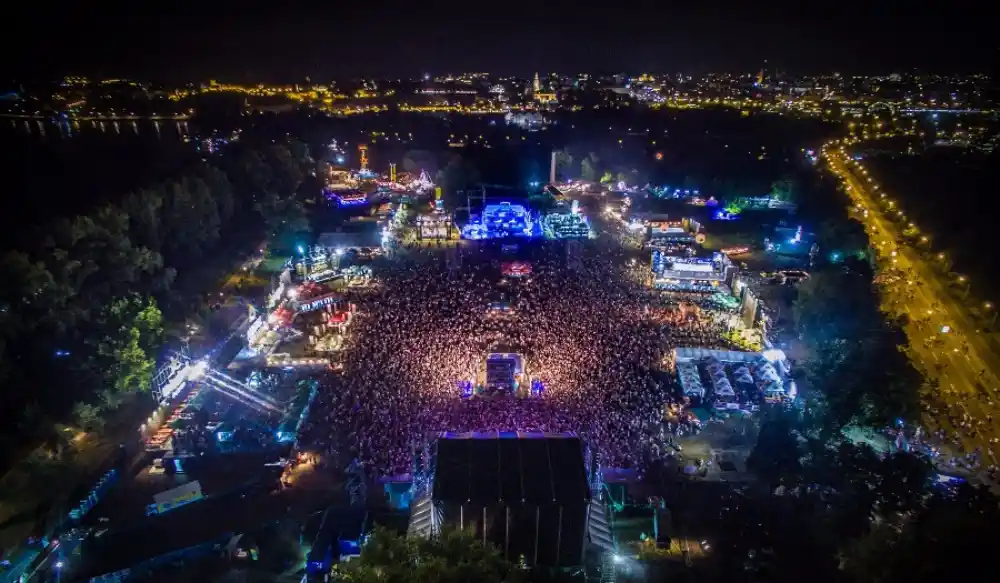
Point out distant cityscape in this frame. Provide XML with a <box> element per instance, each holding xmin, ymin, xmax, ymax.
<box><xmin>5</xmin><ymin>71</ymin><xmax>996</xmax><ymax>153</ymax></box>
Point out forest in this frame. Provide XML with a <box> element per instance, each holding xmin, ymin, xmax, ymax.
<box><xmin>0</xmin><ymin>135</ymin><xmax>316</xmax><ymax>529</ymax></box>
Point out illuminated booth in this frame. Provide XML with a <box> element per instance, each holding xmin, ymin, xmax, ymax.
<box><xmin>672</xmin><ymin>347</ymin><xmax>792</xmax><ymax>405</ymax></box>
<box><xmin>543</xmin><ymin>211</ymin><xmax>592</xmax><ymax>239</ymax></box>
<box><xmin>651</xmin><ymin>250</ymin><xmax>733</xmax><ymax>292</ymax></box>
<box><xmin>416</xmin><ymin>213</ymin><xmax>455</xmax><ymax>240</ymax></box>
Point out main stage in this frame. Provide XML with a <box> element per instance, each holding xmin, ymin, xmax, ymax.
<box><xmin>459</xmin><ymin>352</ymin><xmax>533</xmax><ymax>398</ymax></box>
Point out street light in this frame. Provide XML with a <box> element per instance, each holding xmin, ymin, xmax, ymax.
<box><xmin>957</xmin><ymin>275</ymin><xmax>970</xmax><ymax>299</ymax></box>
<box><xmin>985</xmin><ymin>302</ymin><xmax>997</xmax><ymax>327</ymax></box>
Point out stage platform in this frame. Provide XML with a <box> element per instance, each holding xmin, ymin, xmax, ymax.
<box><xmin>462</xmin><ymin>352</ymin><xmax>529</xmax><ymax>398</ymax></box>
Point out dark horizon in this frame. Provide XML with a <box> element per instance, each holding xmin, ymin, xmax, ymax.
<box><xmin>2</xmin><ymin>1</ymin><xmax>994</xmax><ymax>83</ymax></box>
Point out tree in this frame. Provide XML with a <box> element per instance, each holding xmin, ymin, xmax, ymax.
<box><xmin>122</xmin><ymin>188</ymin><xmax>164</xmax><ymax>255</ymax></box>
<box><xmin>841</xmin><ymin>484</ymin><xmax>1000</xmax><ymax>583</ymax></box>
<box><xmin>288</xmin><ymin>138</ymin><xmax>312</xmax><ymax>167</ymax></box>
<box><xmin>794</xmin><ymin>262</ymin><xmax>880</xmax><ymax>350</ymax></box>
<box><xmin>580</xmin><ymin>157</ymin><xmax>597</xmax><ymax>182</ymax></box>
<box><xmin>197</xmin><ymin>165</ymin><xmax>236</xmax><ymax>224</ymax></box>
<box><xmin>267</xmin><ymin>144</ymin><xmax>306</xmax><ymax>194</ymax></box>
<box><xmin>817</xmin><ymin>217</ymin><xmax>870</xmax><ymax>262</ymax></box>
<box><xmin>794</xmin><ymin>260</ymin><xmax>922</xmax><ymax>428</ymax></box>
<box><xmin>256</xmin><ymin>192</ymin><xmax>311</xmax><ymax>252</ymax></box>
<box><xmin>552</xmin><ymin>149</ymin><xmax>574</xmax><ymax>181</ymax></box>
<box><xmin>599</xmin><ymin>171</ymin><xmax>614</xmax><ymax>185</ymax></box>
<box><xmin>579</xmin><ymin>152</ymin><xmax>599</xmax><ymax>183</ymax></box>
<box><xmin>436</xmin><ymin>155</ymin><xmax>481</xmax><ymax>209</ymax></box>
<box><xmin>402</xmin><ymin>149</ymin><xmax>438</xmax><ymax>175</ymax></box>
<box><xmin>91</xmin><ymin>295</ymin><xmax>163</xmax><ymax>394</ymax></box>
<box><xmin>770</xmin><ymin>177</ymin><xmax>796</xmax><ymax>202</ymax></box>
<box><xmin>336</xmin><ymin>526</ymin><xmax>523</xmax><ymax>583</ymax></box>
<box><xmin>72</xmin><ymin>402</ymin><xmax>105</xmax><ymax>432</ymax></box>
<box><xmin>747</xmin><ymin>407</ymin><xmax>802</xmax><ymax>485</ymax></box>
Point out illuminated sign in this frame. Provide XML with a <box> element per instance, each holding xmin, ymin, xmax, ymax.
<box><xmin>721</xmin><ymin>246</ymin><xmax>751</xmax><ymax>256</ymax></box>
<box><xmin>298</xmin><ymin>292</ymin><xmax>341</xmax><ymax>313</ymax></box>
<box><xmin>502</xmin><ymin>261</ymin><xmax>532</xmax><ymax>277</ymax></box>
<box><xmin>670</xmin><ymin>261</ymin><xmax>715</xmax><ymax>273</ymax></box>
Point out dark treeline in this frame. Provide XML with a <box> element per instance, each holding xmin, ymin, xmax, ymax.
<box><xmin>242</xmin><ymin>105</ymin><xmax>834</xmax><ymax>197</ymax></box>
<box><xmin>0</xmin><ymin>122</ymin><xmax>194</xmax><ymax>247</ymax></box>
<box><xmin>0</xmin><ymin>133</ymin><xmax>316</xmax><ymax>480</ymax></box>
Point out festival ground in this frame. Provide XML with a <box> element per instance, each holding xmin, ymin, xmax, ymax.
<box><xmin>298</xmin><ymin>199</ymin><xmax>762</xmax><ymax>484</ymax></box>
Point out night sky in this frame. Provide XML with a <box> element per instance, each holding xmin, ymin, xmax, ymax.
<box><xmin>3</xmin><ymin>1</ymin><xmax>994</xmax><ymax>82</ymax></box>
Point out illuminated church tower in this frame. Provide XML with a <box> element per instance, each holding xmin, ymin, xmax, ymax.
<box><xmin>533</xmin><ymin>72</ymin><xmax>541</xmax><ymax>93</ymax></box>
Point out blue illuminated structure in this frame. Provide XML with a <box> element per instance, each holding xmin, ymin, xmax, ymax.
<box><xmin>457</xmin><ymin>380</ymin><xmax>474</xmax><ymax>399</ymax></box>
<box><xmin>461</xmin><ymin>202</ymin><xmax>540</xmax><ymax>240</ymax></box>
<box><xmin>336</xmin><ymin>193</ymin><xmax>369</xmax><ymax>207</ymax></box>
<box><xmin>325</xmin><ymin>188</ymin><xmax>369</xmax><ymax>207</ymax></box>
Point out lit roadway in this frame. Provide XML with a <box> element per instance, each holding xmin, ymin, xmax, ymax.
<box><xmin>825</xmin><ymin>148</ymin><xmax>1000</xmax><ymax>468</ymax></box>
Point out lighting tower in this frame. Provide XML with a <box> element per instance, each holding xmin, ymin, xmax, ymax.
<box><xmin>358</xmin><ymin>144</ymin><xmax>369</xmax><ymax>172</ymax></box>
<box><xmin>389</xmin><ymin>163</ymin><xmax>397</xmax><ymax>183</ymax></box>
<box><xmin>533</xmin><ymin>72</ymin><xmax>541</xmax><ymax>93</ymax></box>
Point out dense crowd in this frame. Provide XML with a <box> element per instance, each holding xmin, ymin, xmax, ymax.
<box><xmin>299</xmin><ymin>240</ymin><xmax>736</xmax><ymax>477</ymax></box>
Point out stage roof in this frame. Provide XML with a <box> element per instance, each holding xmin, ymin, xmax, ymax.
<box><xmin>433</xmin><ymin>433</ymin><xmax>589</xmax><ymax>505</ymax></box>
<box><xmin>430</xmin><ymin>433</ymin><xmax>591</xmax><ymax>567</ymax></box>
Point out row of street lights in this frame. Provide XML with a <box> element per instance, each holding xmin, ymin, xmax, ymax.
<box><xmin>821</xmin><ymin>133</ymin><xmax>997</xmax><ymax>328</ymax></box>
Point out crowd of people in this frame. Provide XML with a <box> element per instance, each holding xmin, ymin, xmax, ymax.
<box><xmin>299</xmin><ymin>236</ymin><xmax>739</xmax><ymax>478</ymax></box>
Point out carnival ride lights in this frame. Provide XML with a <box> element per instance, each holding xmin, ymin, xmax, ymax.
<box><xmin>409</xmin><ymin>169</ymin><xmax>434</xmax><ymax>194</ymax></box>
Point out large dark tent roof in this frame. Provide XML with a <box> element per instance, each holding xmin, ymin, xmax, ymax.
<box><xmin>431</xmin><ymin>433</ymin><xmax>590</xmax><ymax>567</ymax></box>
